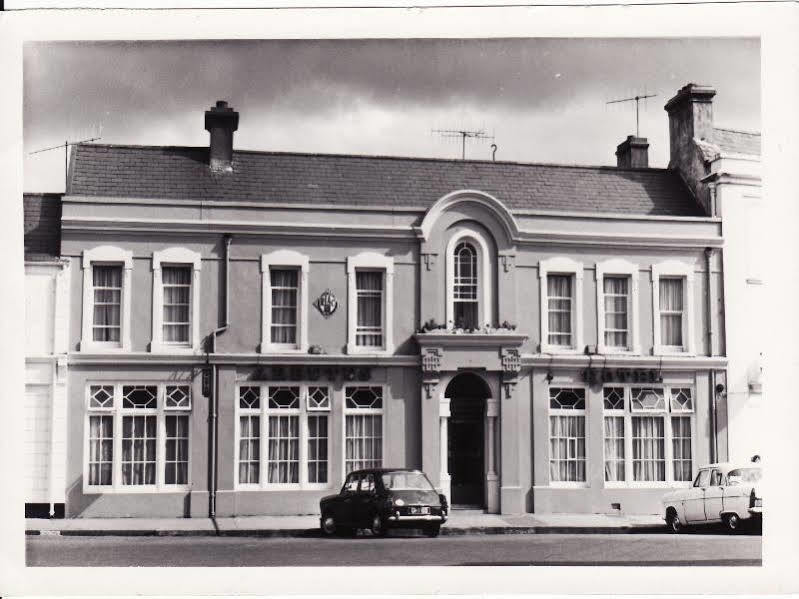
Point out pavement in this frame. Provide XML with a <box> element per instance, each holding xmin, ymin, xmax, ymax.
<box><xmin>26</xmin><ymin>510</ymin><xmax>666</xmax><ymax>537</ymax></box>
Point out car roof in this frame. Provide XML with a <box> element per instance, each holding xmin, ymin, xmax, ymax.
<box><xmin>347</xmin><ymin>468</ymin><xmax>422</xmax><ymax>476</ymax></box>
<box><xmin>699</xmin><ymin>462</ymin><xmax>762</xmax><ymax>471</ymax></box>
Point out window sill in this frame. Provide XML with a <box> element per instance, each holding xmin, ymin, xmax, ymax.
<box><xmin>149</xmin><ymin>344</ymin><xmax>200</xmax><ymax>354</ymax></box>
<box><xmin>598</xmin><ymin>345</ymin><xmax>641</xmax><ymax>356</ymax></box>
<box><xmin>79</xmin><ymin>342</ymin><xmax>130</xmax><ymax>353</ymax></box>
<box><xmin>653</xmin><ymin>346</ymin><xmax>695</xmax><ymax>357</ymax></box>
<box><xmin>548</xmin><ymin>481</ymin><xmax>590</xmax><ymax>489</ymax></box>
<box><xmin>540</xmin><ymin>344</ymin><xmax>582</xmax><ymax>355</ymax></box>
<box><xmin>234</xmin><ymin>484</ymin><xmax>333</xmax><ymax>492</ymax></box>
<box><xmin>346</xmin><ymin>344</ymin><xmax>393</xmax><ymax>355</ymax></box>
<box><xmin>83</xmin><ymin>484</ymin><xmax>192</xmax><ymax>494</ymax></box>
<box><xmin>260</xmin><ymin>345</ymin><xmax>307</xmax><ymax>354</ymax></box>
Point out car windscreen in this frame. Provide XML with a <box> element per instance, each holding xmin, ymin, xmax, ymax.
<box><xmin>381</xmin><ymin>471</ymin><xmax>435</xmax><ymax>491</ymax></box>
<box><xmin>727</xmin><ymin>467</ymin><xmax>762</xmax><ymax>484</ymax></box>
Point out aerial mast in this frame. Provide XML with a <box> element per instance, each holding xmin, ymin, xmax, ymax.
<box><xmin>29</xmin><ymin>136</ymin><xmax>102</xmax><ymax>190</ymax></box>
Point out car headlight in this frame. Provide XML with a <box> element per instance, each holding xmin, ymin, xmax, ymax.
<box><xmin>394</xmin><ymin>498</ymin><xmax>405</xmax><ymax>506</ymax></box>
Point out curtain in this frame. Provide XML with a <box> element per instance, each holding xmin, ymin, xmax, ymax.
<box><xmin>88</xmin><ymin>415</ymin><xmax>113</xmax><ymax>485</ymax></box>
<box><xmin>345</xmin><ymin>414</ymin><xmax>382</xmax><ymax>473</ymax></box>
<box><xmin>163</xmin><ymin>266</ymin><xmax>191</xmax><ymax>343</ymax></box>
<box><xmin>671</xmin><ymin>416</ymin><xmax>693</xmax><ymax>481</ymax></box>
<box><xmin>549</xmin><ymin>415</ymin><xmax>585</xmax><ymax>482</ymax></box>
<box><xmin>268</xmin><ymin>415</ymin><xmax>299</xmax><ymax>483</ymax></box>
<box><xmin>165</xmin><ymin>415</ymin><xmax>189</xmax><ymax>485</ymax></box>
<box><xmin>270</xmin><ymin>269</ymin><xmax>298</xmax><ymax>344</ymax></box>
<box><xmin>547</xmin><ymin>275</ymin><xmax>572</xmax><ymax>345</ymax></box>
<box><xmin>121</xmin><ymin>415</ymin><xmax>156</xmax><ymax>485</ymax></box>
<box><xmin>356</xmin><ymin>271</ymin><xmax>383</xmax><ymax>346</ymax></box>
<box><xmin>603</xmin><ymin>276</ymin><xmax>629</xmax><ymax>348</ymax></box>
<box><xmin>239</xmin><ymin>415</ymin><xmax>260</xmax><ymax>484</ymax></box>
<box><xmin>603</xmin><ymin>416</ymin><xmax>625</xmax><ymax>481</ymax></box>
<box><xmin>632</xmin><ymin>416</ymin><xmax>665</xmax><ymax>481</ymax></box>
<box><xmin>659</xmin><ymin>278</ymin><xmax>683</xmax><ymax>346</ymax></box>
<box><xmin>307</xmin><ymin>414</ymin><xmax>328</xmax><ymax>483</ymax></box>
<box><xmin>92</xmin><ymin>265</ymin><xmax>122</xmax><ymax>341</ymax></box>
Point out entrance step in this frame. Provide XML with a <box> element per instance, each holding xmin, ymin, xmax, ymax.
<box><xmin>451</xmin><ymin>506</ymin><xmax>486</xmax><ymax>514</ymax></box>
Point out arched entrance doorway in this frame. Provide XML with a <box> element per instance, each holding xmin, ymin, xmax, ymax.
<box><xmin>445</xmin><ymin>372</ymin><xmax>491</xmax><ymax>507</ymax></box>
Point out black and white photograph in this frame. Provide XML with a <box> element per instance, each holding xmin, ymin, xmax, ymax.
<box><xmin>2</xmin><ymin>3</ymin><xmax>798</xmax><ymax>597</ymax></box>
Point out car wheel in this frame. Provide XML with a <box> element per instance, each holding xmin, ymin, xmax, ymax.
<box><xmin>667</xmin><ymin>511</ymin><xmax>682</xmax><ymax>533</ymax></box>
<box><xmin>424</xmin><ymin>524</ymin><xmax>440</xmax><ymax>538</ymax></box>
<box><xmin>320</xmin><ymin>513</ymin><xmax>337</xmax><ymax>537</ymax></box>
<box><xmin>370</xmin><ymin>514</ymin><xmax>388</xmax><ymax>537</ymax></box>
<box><xmin>724</xmin><ymin>513</ymin><xmax>741</xmax><ymax>532</ymax></box>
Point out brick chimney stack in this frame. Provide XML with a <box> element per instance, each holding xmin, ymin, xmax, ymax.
<box><xmin>615</xmin><ymin>136</ymin><xmax>649</xmax><ymax>168</ymax></box>
<box><xmin>205</xmin><ymin>100</ymin><xmax>239</xmax><ymax>173</ymax></box>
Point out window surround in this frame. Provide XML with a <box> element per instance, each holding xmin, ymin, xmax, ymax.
<box><xmin>82</xmin><ymin>382</ymin><xmax>192</xmax><ymax>493</ymax></box>
<box><xmin>601</xmin><ymin>385</ymin><xmax>696</xmax><ymax>489</ymax></box>
<box><xmin>342</xmin><ymin>385</ymin><xmax>386</xmax><ymax>480</ymax></box>
<box><xmin>80</xmin><ymin>245</ymin><xmax>133</xmax><ymax>352</ymax></box>
<box><xmin>346</xmin><ymin>252</ymin><xmax>394</xmax><ymax>354</ymax></box>
<box><xmin>445</xmin><ymin>228</ymin><xmax>493</xmax><ymax>329</ymax></box>
<box><xmin>234</xmin><ymin>383</ymin><xmax>332</xmax><ymax>491</ymax></box>
<box><xmin>595</xmin><ymin>259</ymin><xmax>640</xmax><ymax>355</ymax></box>
<box><xmin>150</xmin><ymin>247</ymin><xmax>202</xmax><ymax>353</ymax></box>
<box><xmin>539</xmin><ymin>257</ymin><xmax>584</xmax><ymax>353</ymax></box>
<box><xmin>548</xmin><ymin>386</ymin><xmax>588</xmax><ymax>488</ymax></box>
<box><xmin>260</xmin><ymin>250</ymin><xmax>310</xmax><ymax>353</ymax></box>
<box><xmin>651</xmin><ymin>260</ymin><xmax>695</xmax><ymax>355</ymax></box>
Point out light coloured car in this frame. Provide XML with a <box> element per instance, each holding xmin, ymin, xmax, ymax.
<box><xmin>662</xmin><ymin>462</ymin><xmax>762</xmax><ymax>532</ymax></box>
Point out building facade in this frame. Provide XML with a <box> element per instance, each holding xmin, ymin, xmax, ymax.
<box><xmin>44</xmin><ymin>85</ymin><xmax>756</xmax><ymax>519</ymax></box>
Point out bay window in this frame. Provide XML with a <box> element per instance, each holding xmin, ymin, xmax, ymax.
<box><xmin>260</xmin><ymin>250</ymin><xmax>309</xmax><ymax>353</ymax></box>
<box><xmin>548</xmin><ymin>387</ymin><xmax>586</xmax><ymax>484</ymax></box>
<box><xmin>347</xmin><ymin>252</ymin><xmax>394</xmax><ymax>354</ymax></box>
<box><xmin>344</xmin><ymin>386</ymin><xmax>384</xmax><ymax>474</ymax></box>
<box><xmin>84</xmin><ymin>382</ymin><xmax>192</xmax><ymax>491</ymax></box>
<box><xmin>539</xmin><ymin>257</ymin><xmax>583</xmax><ymax>353</ymax></box>
<box><xmin>235</xmin><ymin>384</ymin><xmax>331</xmax><ymax>488</ymax></box>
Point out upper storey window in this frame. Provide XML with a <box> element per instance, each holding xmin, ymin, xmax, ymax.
<box><xmin>355</xmin><ymin>270</ymin><xmax>384</xmax><ymax>347</ymax></box>
<box><xmin>539</xmin><ymin>257</ymin><xmax>584</xmax><ymax>353</ymax></box>
<box><xmin>151</xmin><ymin>248</ymin><xmax>203</xmax><ymax>353</ymax></box>
<box><xmin>547</xmin><ymin>274</ymin><xmax>573</xmax><ymax>347</ymax></box>
<box><xmin>81</xmin><ymin>246</ymin><xmax>133</xmax><ymax>352</ymax></box>
<box><xmin>92</xmin><ymin>265</ymin><xmax>123</xmax><ymax>343</ymax></box>
<box><xmin>261</xmin><ymin>250</ymin><xmax>309</xmax><ymax>353</ymax></box>
<box><xmin>347</xmin><ymin>252</ymin><xmax>394</xmax><ymax>354</ymax></box>
<box><xmin>453</xmin><ymin>242</ymin><xmax>479</xmax><ymax>329</ymax></box>
<box><xmin>595</xmin><ymin>259</ymin><xmax>640</xmax><ymax>354</ymax></box>
<box><xmin>651</xmin><ymin>260</ymin><xmax>695</xmax><ymax>355</ymax></box>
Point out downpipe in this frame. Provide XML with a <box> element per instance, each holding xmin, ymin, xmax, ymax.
<box><xmin>705</xmin><ymin>248</ymin><xmax>719</xmax><ymax>464</ymax></box>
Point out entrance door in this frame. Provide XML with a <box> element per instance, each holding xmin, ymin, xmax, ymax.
<box><xmin>448</xmin><ymin>398</ymin><xmax>484</xmax><ymax>507</ymax></box>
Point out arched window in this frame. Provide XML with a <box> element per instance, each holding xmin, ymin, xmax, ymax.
<box><xmin>453</xmin><ymin>242</ymin><xmax>479</xmax><ymax>329</ymax></box>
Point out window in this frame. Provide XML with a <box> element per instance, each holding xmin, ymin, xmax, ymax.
<box><xmin>151</xmin><ymin>248</ymin><xmax>202</xmax><ymax>353</ymax></box>
<box><xmin>347</xmin><ymin>252</ymin><xmax>394</xmax><ymax>354</ymax></box>
<box><xmin>539</xmin><ymin>257</ymin><xmax>583</xmax><ymax>352</ymax></box>
<box><xmin>445</xmin><ymin>229</ymin><xmax>493</xmax><ymax>330</ymax></box>
<box><xmin>84</xmin><ymin>382</ymin><xmax>192</xmax><ymax>491</ymax></box>
<box><xmin>344</xmin><ymin>386</ymin><xmax>383</xmax><ymax>474</ymax></box>
<box><xmin>601</xmin><ymin>385</ymin><xmax>695</xmax><ymax>486</ymax></box>
<box><xmin>651</xmin><ymin>261</ymin><xmax>695</xmax><ymax>355</ymax></box>
<box><xmin>548</xmin><ymin>387</ymin><xmax>586</xmax><ymax>484</ymax></box>
<box><xmin>595</xmin><ymin>259</ymin><xmax>640</xmax><ymax>354</ymax></box>
<box><xmin>81</xmin><ymin>246</ymin><xmax>133</xmax><ymax>351</ymax></box>
<box><xmin>261</xmin><ymin>250</ymin><xmax>309</xmax><ymax>353</ymax></box>
<box><xmin>235</xmin><ymin>384</ymin><xmax>331</xmax><ymax>488</ymax></box>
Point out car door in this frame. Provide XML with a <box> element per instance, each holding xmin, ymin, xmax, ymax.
<box><xmin>703</xmin><ymin>468</ymin><xmax>725</xmax><ymax>522</ymax></box>
<box><xmin>353</xmin><ymin>472</ymin><xmax>377</xmax><ymax>527</ymax></box>
<box><xmin>337</xmin><ymin>473</ymin><xmax>361</xmax><ymax>526</ymax></box>
<box><xmin>684</xmin><ymin>468</ymin><xmax>711</xmax><ymax>522</ymax></box>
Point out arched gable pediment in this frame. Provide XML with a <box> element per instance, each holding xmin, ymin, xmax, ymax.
<box><xmin>415</xmin><ymin>190</ymin><xmax>520</xmax><ymax>246</ymax></box>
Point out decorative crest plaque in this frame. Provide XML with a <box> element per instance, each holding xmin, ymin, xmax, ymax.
<box><xmin>314</xmin><ymin>289</ymin><xmax>338</xmax><ymax>318</ymax></box>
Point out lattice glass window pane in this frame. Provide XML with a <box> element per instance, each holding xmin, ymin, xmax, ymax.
<box><xmin>238</xmin><ymin>415</ymin><xmax>260</xmax><ymax>484</ymax></box>
<box><xmin>549</xmin><ymin>387</ymin><xmax>586</xmax><ymax>410</ymax></box>
<box><xmin>632</xmin><ymin>416</ymin><xmax>665</xmax><ymax>481</ymax></box>
<box><xmin>549</xmin><ymin>414</ymin><xmax>586</xmax><ymax>482</ymax></box>
<box><xmin>268</xmin><ymin>386</ymin><xmax>300</xmax><ymax>409</ymax></box>
<box><xmin>307</xmin><ymin>386</ymin><xmax>330</xmax><ymax>410</ymax></box>
<box><xmin>267</xmin><ymin>414</ymin><xmax>299</xmax><ymax>483</ymax></box>
<box><xmin>92</xmin><ymin>265</ymin><xmax>122</xmax><ymax>342</ymax></box>
<box><xmin>670</xmin><ymin>388</ymin><xmax>694</xmax><ymax>412</ymax></box>
<box><xmin>603</xmin><ymin>276</ymin><xmax>629</xmax><ymax>348</ymax></box>
<box><xmin>88</xmin><ymin>415</ymin><xmax>113</xmax><ymax>485</ymax></box>
<box><xmin>603</xmin><ymin>387</ymin><xmax>625</xmax><ymax>410</ymax></box>
<box><xmin>165</xmin><ymin>414</ymin><xmax>189</xmax><ymax>484</ymax></box>
<box><xmin>165</xmin><ymin>385</ymin><xmax>191</xmax><ymax>409</ymax></box>
<box><xmin>121</xmin><ymin>414</ymin><xmax>157</xmax><ymax>485</ymax></box>
<box><xmin>89</xmin><ymin>385</ymin><xmax>114</xmax><ymax>409</ymax></box>
<box><xmin>239</xmin><ymin>386</ymin><xmax>260</xmax><ymax>409</ymax></box>
<box><xmin>122</xmin><ymin>385</ymin><xmax>157</xmax><ymax>409</ymax></box>
<box><xmin>631</xmin><ymin>387</ymin><xmax>665</xmax><ymax>411</ymax></box>
<box><xmin>604</xmin><ymin>416</ymin><xmax>625</xmax><ymax>481</ymax></box>
<box><xmin>308</xmin><ymin>414</ymin><xmax>329</xmax><ymax>483</ymax></box>
<box><xmin>345</xmin><ymin>386</ymin><xmax>383</xmax><ymax>409</ymax></box>
<box><xmin>345</xmin><ymin>414</ymin><xmax>382</xmax><ymax>473</ymax></box>
<box><xmin>355</xmin><ymin>270</ymin><xmax>384</xmax><ymax>347</ymax></box>
<box><xmin>270</xmin><ymin>268</ymin><xmax>298</xmax><ymax>344</ymax></box>
<box><xmin>547</xmin><ymin>274</ymin><xmax>573</xmax><ymax>346</ymax></box>
<box><xmin>672</xmin><ymin>416</ymin><xmax>693</xmax><ymax>482</ymax></box>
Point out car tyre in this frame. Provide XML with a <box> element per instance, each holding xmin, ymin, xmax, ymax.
<box><xmin>321</xmin><ymin>513</ymin><xmax>337</xmax><ymax>537</ymax></box>
<box><xmin>424</xmin><ymin>524</ymin><xmax>440</xmax><ymax>538</ymax></box>
<box><xmin>370</xmin><ymin>514</ymin><xmax>388</xmax><ymax>537</ymax></box>
<box><xmin>724</xmin><ymin>513</ymin><xmax>741</xmax><ymax>533</ymax></box>
<box><xmin>666</xmin><ymin>511</ymin><xmax>682</xmax><ymax>533</ymax></box>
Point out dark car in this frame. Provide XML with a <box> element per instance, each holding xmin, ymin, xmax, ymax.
<box><xmin>319</xmin><ymin>468</ymin><xmax>448</xmax><ymax>538</ymax></box>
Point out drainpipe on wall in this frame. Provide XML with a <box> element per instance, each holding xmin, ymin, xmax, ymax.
<box><xmin>705</xmin><ymin>247</ymin><xmax>718</xmax><ymax>463</ymax></box>
<box><xmin>208</xmin><ymin>234</ymin><xmax>233</xmax><ymax>520</ymax></box>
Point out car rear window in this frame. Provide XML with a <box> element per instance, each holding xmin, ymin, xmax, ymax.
<box><xmin>727</xmin><ymin>468</ymin><xmax>762</xmax><ymax>484</ymax></box>
<box><xmin>381</xmin><ymin>471</ymin><xmax>435</xmax><ymax>491</ymax></box>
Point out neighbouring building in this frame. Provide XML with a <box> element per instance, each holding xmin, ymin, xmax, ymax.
<box><xmin>24</xmin><ymin>193</ymin><xmax>70</xmax><ymax>518</ymax></box>
<box><xmin>34</xmin><ymin>84</ymin><xmax>762</xmax><ymax>519</ymax></box>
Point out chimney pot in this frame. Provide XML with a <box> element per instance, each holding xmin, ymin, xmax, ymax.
<box><xmin>205</xmin><ymin>100</ymin><xmax>239</xmax><ymax>172</ymax></box>
<box><xmin>615</xmin><ymin>135</ymin><xmax>649</xmax><ymax>169</ymax></box>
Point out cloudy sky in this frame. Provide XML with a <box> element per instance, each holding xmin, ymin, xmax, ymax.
<box><xmin>24</xmin><ymin>38</ymin><xmax>759</xmax><ymax>192</ymax></box>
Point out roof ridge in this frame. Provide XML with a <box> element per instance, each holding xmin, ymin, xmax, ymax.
<box><xmin>75</xmin><ymin>142</ymin><xmax>671</xmax><ymax>172</ymax></box>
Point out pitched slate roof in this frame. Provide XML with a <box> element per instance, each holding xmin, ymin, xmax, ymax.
<box><xmin>713</xmin><ymin>127</ymin><xmax>761</xmax><ymax>156</ymax></box>
<box><xmin>23</xmin><ymin>193</ymin><xmax>62</xmax><ymax>261</ymax></box>
<box><xmin>68</xmin><ymin>144</ymin><xmax>705</xmax><ymax>217</ymax></box>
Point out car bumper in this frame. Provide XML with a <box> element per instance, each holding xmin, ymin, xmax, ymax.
<box><xmin>387</xmin><ymin>514</ymin><xmax>447</xmax><ymax>523</ymax></box>
<box><xmin>748</xmin><ymin>507</ymin><xmax>762</xmax><ymax>516</ymax></box>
